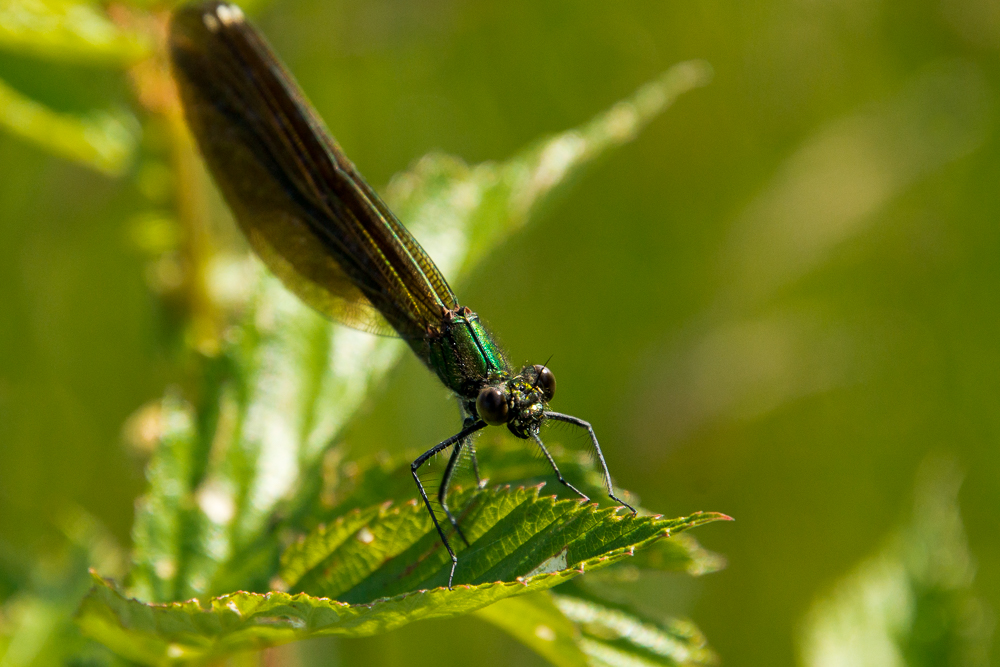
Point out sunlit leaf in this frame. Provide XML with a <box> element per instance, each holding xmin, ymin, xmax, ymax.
<box><xmin>80</xmin><ymin>495</ymin><xmax>726</xmax><ymax>663</ymax></box>
<box><xmin>0</xmin><ymin>0</ymin><xmax>149</xmax><ymax>64</ymax></box>
<box><xmin>0</xmin><ymin>508</ymin><xmax>126</xmax><ymax>667</ymax></box>
<box><xmin>386</xmin><ymin>60</ymin><xmax>714</xmax><ymax>277</ymax></box>
<box><xmin>127</xmin><ymin>392</ymin><xmax>209</xmax><ymax>603</ymax></box>
<box><xmin>311</xmin><ymin>439</ymin><xmax>725</xmax><ymax>587</ymax></box>
<box><xmin>318</xmin><ymin>437</ymin><xmax>614</xmax><ymax>522</ymax></box>
<box><xmin>624</xmin><ymin>534</ymin><xmax>726</xmax><ymax>578</ymax></box>
<box><xmin>478</xmin><ymin>588</ymin><xmax>719</xmax><ymax>667</ymax></box>
<box><xmin>279</xmin><ymin>486</ymin><xmax>725</xmax><ymax>601</ymax></box>
<box><xmin>799</xmin><ymin>457</ymin><xmax>992</xmax><ymax>667</ymax></box>
<box><xmin>0</xmin><ymin>77</ymin><xmax>137</xmax><ymax>175</ymax></box>
<box><xmin>474</xmin><ymin>592</ymin><xmax>589</xmax><ymax>667</ymax></box>
<box><xmin>551</xmin><ymin>587</ymin><xmax>717</xmax><ymax>666</ymax></box>
<box><xmin>79</xmin><ymin>498</ymin><xmax>722</xmax><ymax>664</ymax></box>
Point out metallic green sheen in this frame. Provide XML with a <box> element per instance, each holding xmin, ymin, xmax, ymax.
<box><xmin>427</xmin><ymin>311</ymin><xmax>510</xmax><ymax>399</ymax></box>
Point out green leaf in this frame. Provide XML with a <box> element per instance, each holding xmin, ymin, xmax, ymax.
<box><xmin>0</xmin><ymin>0</ymin><xmax>150</xmax><ymax>64</ymax></box>
<box><xmin>799</xmin><ymin>457</ymin><xmax>992</xmax><ymax>667</ymax></box>
<box><xmin>621</xmin><ymin>533</ymin><xmax>727</xmax><ymax>578</ymax></box>
<box><xmin>279</xmin><ymin>486</ymin><xmax>725</xmax><ymax>601</ymax></box>
<box><xmin>0</xmin><ymin>0</ymin><xmax>147</xmax><ymax>174</ymax></box>
<box><xmin>474</xmin><ymin>592</ymin><xmax>589</xmax><ymax>667</ymax></box>
<box><xmin>0</xmin><ymin>508</ymin><xmax>127</xmax><ymax>667</ymax></box>
<box><xmin>550</xmin><ymin>588</ymin><xmax>718</xmax><ymax>666</ymax></box>
<box><xmin>478</xmin><ymin>588</ymin><xmax>719</xmax><ymax>667</ymax></box>
<box><xmin>313</xmin><ymin>439</ymin><xmax>726</xmax><ymax>586</ymax></box>
<box><xmin>385</xmin><ymin>60</ymin><xmax>713</xmax><ymax>278</ymax></box>
<box><xmin>125</xmin><ymin>60</ymin><xmax>714</xmax><ymax>606</ymax></box>
<box><xmin>79</xmin><ymin>496</ymin><xmax>726</xmax><ymax>663</ymax></box>
<box><xmin>127</xmin><ymin>391</ymin><xmax>209</xmax><ymax>603</ymax></box>
<box><xmin>318</xmin><ymin>437</ymin><xmax>618</xmax><ymax>522</ymax></box>
<box><xmin>0</xmin><ymin>77</ymin><xmax>138</xmax><ymax>175</ymax></box>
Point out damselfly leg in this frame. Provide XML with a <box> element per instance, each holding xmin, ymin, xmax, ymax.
<box><xmin>411</xmin><ymin>420</ymin><xmax>487</xmax><ymax>589</ymax></box>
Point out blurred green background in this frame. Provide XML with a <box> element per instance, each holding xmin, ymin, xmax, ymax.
<box><xmin>1</xmin><ymin>0</ymin><xmax>998</xmax><ymax>664</ymax></box>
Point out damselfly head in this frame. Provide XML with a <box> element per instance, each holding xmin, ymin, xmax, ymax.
<box><xmin>473</xmin><ymin>365</ymin><xmax>555</xmax><ymax>438</ymax></box>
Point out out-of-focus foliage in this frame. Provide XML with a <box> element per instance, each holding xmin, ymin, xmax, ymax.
<box><xmin>0</xmin><ymin>78</ymin><xmax>137</xmax><ymax>174</ymax></box>
<box><xmin>0</xmin><ymin>508</ymin><xmax>124</xmax><ymax>667</ymax></box>
<box><xmin>799</xmin><ymin>458</ymin><xmax>992</xmax><ymax>667</ymax></box>
<box><xmin>0</xmin><ymin>0</ymin><xmax>149</xmax><ymax>64</ymax></box>
<box><xmin>552</xmin><ymin>588</ymin><xmax>716</xmax><ymax>667</ymax></box>
<box><xmin>0</xmin><ymin>0</ymin><xmax>146</xmax><ymax>174</ymax></box>
<box><xmin>277</xmin><ymin>490</ymin><xmax>721</xmax><ymax>602</ymax></box>
<box><xmin>4</xmin><ymin>0</ymin><xmax>1000</xmax><ymax>665</ymax></box>
<box><xmin>478</xmin><ymin>587</ymin><xmax>718</xmax><ymax>667</ymax></box>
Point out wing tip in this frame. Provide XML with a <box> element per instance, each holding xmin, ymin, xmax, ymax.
<box><xmin>172</xmin><ymin>2</ymin><xmax>246</xmax><ymax>38</ymax></box>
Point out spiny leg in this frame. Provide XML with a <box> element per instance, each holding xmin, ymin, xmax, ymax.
<box><xmin>411</xmin><ymin>420</ymin><xmax>488</xmax><ymax>589</ymax></box>
<box><xmin>543</xmin><ymin>411</ymin><xmax>637</xmax><ymax>514</ymax></box>
<box><xmin>439</xmin><ymin>438</ymin><xmax>470</xmax><ymax>546</ymax></box>
<box><xmin>469</xmin><ymin>439</ymin><xmax>484</xmax><ymax>489</ymax></box>
<box><xmin>532</xmin><ymin>433</ymin><xmax>589</xmax><ymax>501</ymax></box>
<box><xmin>456</xmin><ymin>405</ymin><xmax>485</xmax><ymax>488</ymax></box>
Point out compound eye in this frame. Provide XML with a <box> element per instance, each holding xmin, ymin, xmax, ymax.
<box><xmin>532</xmin><ymin>365</ymin><xmax>556</xmax><ymax>402</ymax></box>
<box><xmin>476</xmin><ymin>386</ymin><xmax>509</xmax><ymax>425</ymax></box>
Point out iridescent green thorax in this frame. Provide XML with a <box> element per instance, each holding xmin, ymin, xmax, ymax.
<box><xmin>424</xmin><ymin>307</ymin><xmax>511</xmax><ymax>399</ymax></box>
<box><xmin>420</xmin><ymin>307</ymin><xmax>549</xmax><ymax>438</ymax></box>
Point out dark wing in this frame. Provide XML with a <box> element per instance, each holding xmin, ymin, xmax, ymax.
<box><xmin>169</xmin><ymin>1</ymin><xmax>458</xmax><ymax>338</ymax></box>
